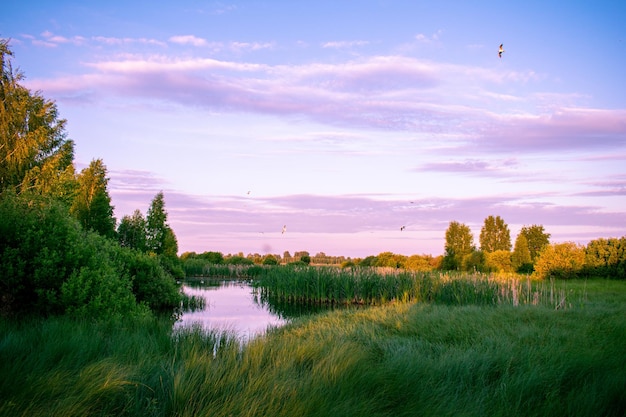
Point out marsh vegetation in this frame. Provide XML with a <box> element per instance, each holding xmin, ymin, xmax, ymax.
<box><xmin>2</xmin><ymin>275</ymin><xmax>625</xmax><ymax>417</ymax></box>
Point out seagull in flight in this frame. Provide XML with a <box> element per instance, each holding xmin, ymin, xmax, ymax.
<box><xmin>400</xmin><ymin>226</ymin><xmax>406</xmax><ymax>231</ymax></box>
<box><xmin>498</xmin><ymin>44</ymin><xmax>505</xmax><ymax>58</ymax></box>
<box><xmin>282</xmin><ymin>225</ymin><xmax>287</xmax><ymax>234</ymax></box>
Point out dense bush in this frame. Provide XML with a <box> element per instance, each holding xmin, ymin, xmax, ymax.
<box><xmin>0</xmin><ymin>192</ymin><xmax>180</xmax><ymax>318</ymax></box>
<box><xmin>583</xmin><ymin>237</ymin><xmax>626</xmax><ymax>279</ymax></box>
<box><xmin>484</xmin><ymin>250</ymin><xmax>513</xmax><ymax>273</ymax></box>
<box><xmin>533</xmin><ymin>242</ymin><xmax>586</xmax><ymax>280</ymax></box>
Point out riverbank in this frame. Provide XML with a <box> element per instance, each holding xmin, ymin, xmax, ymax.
<box><xmin>1</xmin><ymin>279</ymin><xmax>625</xmax><ymax>416</ymax></box>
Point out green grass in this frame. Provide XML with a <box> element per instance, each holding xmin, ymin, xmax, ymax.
<box><xmin>1</xmin><ymin>279</ymin><xmax>625</xmax><ymax>416</ymax></box>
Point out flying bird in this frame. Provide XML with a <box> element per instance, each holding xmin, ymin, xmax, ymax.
<box><xmin>400</xmin><ymin>226</ymin><xmax>406</xmax><ymax>231</ymax></box>
<box><xmin>282</xmin><ymin>225</ymin><xmax>287</xmax><ymax>234</ymax></box>
<box><xmin>498</xmin><ymin>44</ymin><xmax>505</xmax><ymax>58</ymax></box>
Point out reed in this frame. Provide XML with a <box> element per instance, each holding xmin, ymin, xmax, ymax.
<box><xmin>254</xmin><ymin>267</ymin><xmax>580</xmax><ymax>309</ymax></box>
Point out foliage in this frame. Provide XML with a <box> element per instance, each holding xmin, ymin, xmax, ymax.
<box><xmin>0</xmin><ymin>40</ymin><xmax>75</xmax><ymax>196</ymax></box>
<box><xmin>0</xmin><ymin>191</ymin><xmax>179</xmax><ymax>318</ymax></box>
<box><xmin>512</xmin><ymin>233</ymin><xmax>533</xmax><ymax>273</ymax></box>
<box><xmin>118</xmin><ymin>209</ymin><xmax>148</xmax><ymax>251</ymax></box>
<box><xmin>484</xmin><ymin>249</ymin><xmax>512</xmax><ymax>272</ymax></box>
<box><xmin>224</xmin><ymin>255</ymin><xmax>254</xmax><ymax>265</ymax></box>
<box><xmin>70</xmin><ymin>158</ymin><xmax>116</xmax><ymax>238</ymax></box>
<box><xmin>146</xmin><ymin>191</ymin><xmax>169</xmax><ymax>255</ymax></box>
<box><xmin>479</xmin><ymin>215</ymin><xmax>511</xmax><ymax>252</ymax></box>
<box><xmin>262</xmin><ymin>255</ymin><xmax>279</xmax><ymax>265</ymax></box>
<box><xmin>519</xmin><ymin>224</ymin><xmax>551</xmax><ymax>262</ymax></box>
<box><xmin>583</xmin><ymin>237</ymin><xmax>626</xmax><ymax>279</ymax></box>
<box><xmin>299</xmin><ymin>253</ymin><xmax>311</xmax><ymax>265</ymax></box>
<box><xmin>115</xmin><ymin>249</ymin><xmax>181</xmax><ymax>311</ymax></box>
<box><xmin>533</xmin><ymin>242</ymin><xmax>586</xmax><ymax>280</ymax></box>
<box><xmin>462</xmin><ymin>250</ymin><xmax>486</xmax><ymax>272</ymax></box>
<box><xmin>443</xmin><ymin>221</ymin><xmax>475</xmax><ymax>270</ymax></box>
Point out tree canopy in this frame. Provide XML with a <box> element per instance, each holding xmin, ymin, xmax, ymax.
<box><xmin>443</xmin><ymin>221</ymin><xmax>475</xmax><ymax>270</ymax></box>
<box><xmin>519</xmin><ymin>225</ymin><xmax>551</xmax><ymax>262</ymax></box>
<box><xmin>70</xmin><ymin>159</ymin><xmax>115</xmax><ymax>238</ymax></box>
<box><xmin>479</xmin><ymin>215</ymin><xmax>511</xmax><ymax>253</ymax></box>
<box><xmin>1</xmin><ymin>39</ymin><xmax>74</xmax><ymax>196</ymax></box>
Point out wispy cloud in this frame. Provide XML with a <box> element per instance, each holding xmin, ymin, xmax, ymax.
<box><xmin>322</xmin><ymin>40</ymin><xmax>369</xmax><ymax>49</ymax></box>
<box><xmin>26</xmin><ymin>51</ymin><xmax>625</xmax><ymax>156</ymax></box>
<box><xmin>169</xmin><ymin>35</ymin><xmax>208</xmax><ymax>47</ymax></box>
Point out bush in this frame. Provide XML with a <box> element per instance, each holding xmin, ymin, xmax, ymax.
<box><xmin>583</xmin><ymin>237</ymin><xmax>626</xmax><ymax>279</ymax></box>
<box><xmin>484</xmin><ymin>250</ymin><xmax>512</xmax><ymax>273</ymax></box>
<box><xmin>0</xmin><ymin>192</ymin><xmax>179</xmax><ymax>318</ymax></box>
<box><xmin>263</xmin><ymin>255</ymin><xmax>279</xmax><ymax>265</ymax></box>
<box><xmin>115</xmin><ymin>249</ymin><xmax>182</xmax><ymax>311</ymax></box>
<box><xmin>533</xmin><ymin>242</ymin><xmax>586</xmax><ymax>280</ymax></box>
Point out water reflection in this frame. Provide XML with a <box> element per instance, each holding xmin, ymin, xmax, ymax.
<box><xmin>175</xmin><ymin>280</ymin><xmax>287</xmax><ymax>340</ymax></box>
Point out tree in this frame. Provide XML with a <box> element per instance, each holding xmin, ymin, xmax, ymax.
<box><xmin>443</xmin><ymin>221</ymin><xmax>475</xmax><ymax>270</ymax></box>
<box><xmin>1</xmin><ymin>39</ymin><xmax>75</xmax><ymax>195</ymax></box>
<box><xmin>162</xmin><ymin>226</ymin><xmax>179</xmax><ymax>259</ymax></box>
<box><xmin>533</xmin><ymin>242</ymin><xmax>585</xmax><ymax>280</ymax></box>
<box><xmin>512</xmin><ymin>233</ymin><xmax>533</xmax><ymax>273</ymax></box>
<box><xmin>118</xmin><ymin>209</ymin><xmax>147</xmax><ymax>252</ymax></box>
<box><xmin>146</xmin><ymin>191</ymin><xmax>169</xmax><ymax>255</ymax></box>
<box><xmin>462</xmin><ymin>250</ymin><xmax>486</xmax><ymax>272</ymax></box>
<box><xmin>479</xmin><ymin>215</ymin><xmax>511</xmax><ymax>253</ymax></box>
<box><xmin>263</xmin><ymin>255</ymin><xmax>278</xmax><ymax>265</ymax></box>
<box><xmin>485</xmin><ymin>250</ymin><xmax>513</xmax><ymax>272</ymax></box>
<box><xmin>70</xmin><ymin>159</ymin><xmax>115</xmax><ymax>238</ymax></box>
<box><xmin>519</xmin><ymin>225</ymin><xmax>551</xmax><ymax>262</ymax></box>
<box><xmin>584</xmin><ymin>237</ymin><xmax>626</xmax><ymax>279</ymax></box>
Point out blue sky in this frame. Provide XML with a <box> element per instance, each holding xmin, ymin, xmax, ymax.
<box><xmin>3</xmin><ymin>1</ymin><xmax>625</xmax><ymax>257</ymax></box>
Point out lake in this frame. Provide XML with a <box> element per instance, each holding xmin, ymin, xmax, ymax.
<box><xmin>174</xmin><ymin>280</ymin><xmax>287</xmax><ymax>340</ymax></box>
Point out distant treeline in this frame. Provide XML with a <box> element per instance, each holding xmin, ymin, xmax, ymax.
<box><xmin>181</xmin><ymin>234</ymin><xmax>626</xmax><ymax>280</ymax></box>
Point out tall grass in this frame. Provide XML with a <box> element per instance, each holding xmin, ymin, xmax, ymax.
<box><xmin>1</xmin><ymin>280</ymin><xmax>625</xmax><ymax>416</ymax></box>
<box><xmin>255</xmin><ymin>266</ymin><xmax>577</xmax><ymax>309</ymax></box>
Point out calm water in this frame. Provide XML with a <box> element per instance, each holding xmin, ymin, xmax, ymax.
<box><xmin>175</xmin><ymin>280</ymin><xmax>287</xmax><ymax>340</ymax></box>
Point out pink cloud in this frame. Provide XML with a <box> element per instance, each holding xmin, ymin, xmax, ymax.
<box><xmin>25</xmin><ymin>54</ymin><xmax>626</xmax><ymax>155</ymax></box>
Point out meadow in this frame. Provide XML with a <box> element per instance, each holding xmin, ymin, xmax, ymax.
<box><xmin>1</xmin><ymin>275</ymin><xmax>625</xmax><ymax>417</ymax></box>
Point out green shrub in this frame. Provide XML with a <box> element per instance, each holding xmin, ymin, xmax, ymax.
<box><xmin>533</xmin><ymin>242</ymin><xmax>586</xmax><ymax>280</ymax></box>
<box><xmin>584</xmin><ymin>237</ymin><xmax>626</xmax><ymax>279</ymax></box>
<box><xmin>0</xmin><ymin>192</ymin><xmax>179</xmax><ymax>319</ymax></box>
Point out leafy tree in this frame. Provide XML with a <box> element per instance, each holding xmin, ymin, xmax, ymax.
<box><xmin>519</xmin><ymin>225</ymin><xmax>551</xmax><ymax>262</ymax></box>
<box><xmin>117</xmin><ymin>209</ymin><xmax>147</xmax><ymax>251</ymax></box>
<box><xmin>584</xmin><ymin>237</ymin><xmax>626</xmax><ymax>279</ymax></box>
<box><xmin>70</xmin><ymin>159</ymin><xmax>115</xmax><ymax>238</ymax></box>
<box><xmin>146</xmin><ymin>191</ymin><xmax>169</xmax><ymax>255</ymax></box>
<box><xmin>462</xmin><ymin>250</ymin><xmax>486</xmax><ymax>272</ymax></box>
<box><xmin>300</xmin><ymin>253</ymin><xmax>311</xmax><ymax>265</ymax></box>
<box><xmin>485</xmin><ymin>250</ymin><xmax>512</xmax><ymax>273</ymax></box>
<box><xmin>533</xmin><ymin>242</ymin><xmax>585</xmax><ymax>280</ymax></box>
<box><xmin>479</xmin><ymin>215</ymin><xmax>511</xmax><ymax>253</ymax></box>
<box><xmin>443</xmin><ymin>221</ymin><xmax>474</xmax><ymax>270</ymax></box>
<box><xmin>0</xmin><ymin>191</ymin><xmax>177</xmax><ymax>318</ymax></box>
<box><xmin>359</xmin><ymin>255</ymin><xmax>378</xmax><ymax>267</ymax></box>
<box><xmin>1</xmin><ymin>39</ymin><xmax>74</xmax><ymax>195</ymax></box>
<box><xmin>225</xmin><ymin>255</ymin><xmax>254</xmax><ymax>265</ymax></box>
<box><xmin>262</xmin><ymin>255</ymin><xmax>279</xmax><ymax>265</ymax></box>
<box><xmin>512</xmin><ymin>233</ymin><xmax>533</xmax><ymax>273</ymax></box>
<box><xmin>162</xmin><ymin>226</ymin><xmax>179</xmax><ymax>258</ymax></box>
<box><xmin>405</xmin><ymin>254</ymin><xmax>437</xmax><ymax>271</ymax></box>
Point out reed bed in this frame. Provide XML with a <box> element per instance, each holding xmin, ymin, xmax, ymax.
<box><xmin>254</xmin><ymin>266</ymin><xmax>576</xmax><ymax>309</ymax></box>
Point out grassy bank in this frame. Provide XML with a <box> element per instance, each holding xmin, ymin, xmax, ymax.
<box><xmin>1</xmin><ymin>279</ymin><xmax>625</xmax><ymax>416</ymax></box>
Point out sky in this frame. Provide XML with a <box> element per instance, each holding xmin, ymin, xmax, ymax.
<box><xmin>2</xmin><ymin>1</ymin><xmax>626</xmax><ymax>258</ymax></box>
